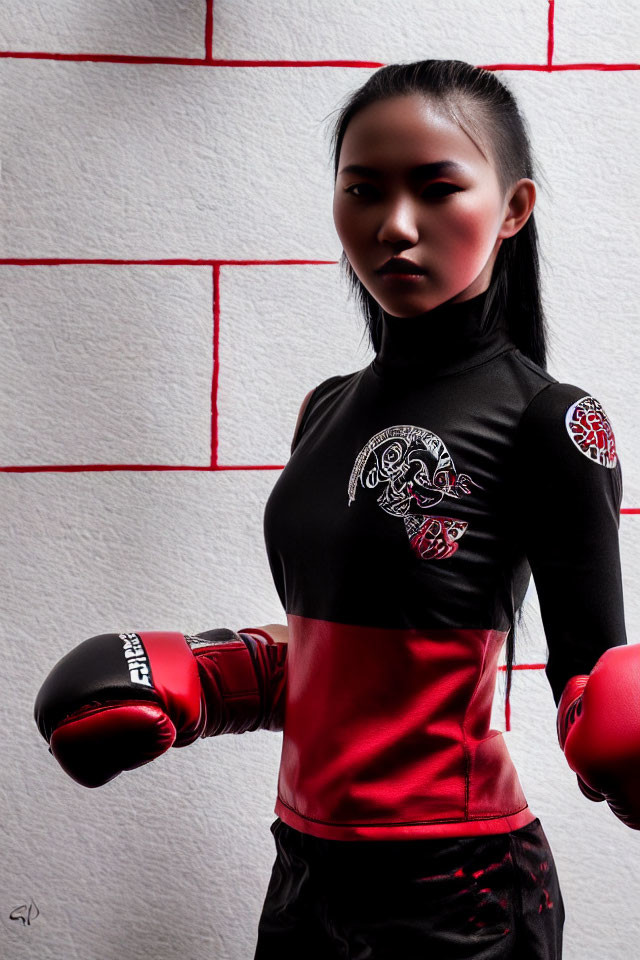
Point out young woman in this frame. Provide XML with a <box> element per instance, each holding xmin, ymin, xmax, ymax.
<box><xmin>34</xmin><ymin>59</ymin><xmax>639</xmax><ymax>959</ymax></box>
<box><xmin>252</xmin><ymin>59</ymin><xmax>636</xmax><ymax>958</ymax></box>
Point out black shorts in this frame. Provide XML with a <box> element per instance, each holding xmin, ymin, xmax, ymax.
<box><xmin>254</xmin><ymin>816</ymin><xmax>565</xmax><ymax>959</ymax></box>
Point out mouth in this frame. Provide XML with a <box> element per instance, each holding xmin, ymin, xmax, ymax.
<box><xmin>376</xmin><ymin>258</ymin><xmax>428</xmax><ymax>276</ymax></box>
<box><xmin>378</xmin><ymin>271</ymin><xmax>427</xmax><ymax>284</ymax></box>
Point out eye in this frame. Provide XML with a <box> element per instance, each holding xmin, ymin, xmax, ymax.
<box><xmin>344</xmin><ymin>183</ymin><xmax>462</xmax><ymax>200</ymax></box>
<box><xmin>424</xmin><ymin>182</ymin><xmax>461</xmax><ymax>197</ymax></box>
<box><xmin>344</xmin><ymin>183</ymin><xmax>377</xmax><ymax>199</ymax></box>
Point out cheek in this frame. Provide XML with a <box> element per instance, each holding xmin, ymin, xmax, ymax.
<box><xmin>333</xmin><ymin>195</ymin><xmax>357</xmax><ymax>246</ymax></box>
<box><xmin>439</xmin><ymin>198</ymin><xmax>500</xmax><ymax>253</ymax></box>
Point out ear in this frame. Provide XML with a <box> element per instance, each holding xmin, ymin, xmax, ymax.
<box><xmin>498</xmin><ymin>178</ymin><xmax>536</xmax><ymax>240</ymax></box>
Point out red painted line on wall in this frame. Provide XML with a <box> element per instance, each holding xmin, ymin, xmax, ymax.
<box><xmin>0</xmin><ymin>464</ymin><xmax>284</xmax><ymax>473</ymax></box>
<box><xmin>482</xmin><ymin>62</ymin><xmax>639</xmax><ymax>71</ymax></box>
<box><xmin>0</xmin><ymin>52</ymin><xmax>388</xmax><ymax>67</ymax></box>
<box><xmin>548</xmin><ymin>0</ymin><xmax>555</xmax><ymax>68</ymax></box>
<box><xmin>0</xmin><ymin>51</ymin><xmax>637</xmax><ymax>71</ymax></box>
<box><xmin>205</xmin><ymin>0</ymin><xmax>214</xmax><ymax>63</ymax></box>
<box><xmin>0</xmin><ymin>258</ymin><xmax>336</xmax><ymax>266</ymax></box>
<box><xmin>211</xmin><ymin>263</ymin><xmax>219</xmax><ymax>468</ymax></box>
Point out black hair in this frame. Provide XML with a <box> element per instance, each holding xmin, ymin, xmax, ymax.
<box><xmin>322</xmin><ymin>59</ymin><xmax>552</xmax><ymax>713</ymax></box>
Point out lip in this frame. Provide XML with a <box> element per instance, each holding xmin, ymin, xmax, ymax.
<box><xmin>379</xmin><ymin>272</ymin><xmax>427</xmax><ymax>284</ymax></box>
<box><xmin>376</xmin><ymin>257</ymin><xmax>427</xmax><ymax>275</ymax></box>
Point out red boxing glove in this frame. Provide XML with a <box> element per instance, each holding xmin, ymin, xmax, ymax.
<box><xmin>34</xmin><ymin>627</ymin><xmax>287</xmax><ymax>788</ymax></box>
<box><xmin>193</xmin><ymin>626</ymin><xmax>287</xmax><ymax>736</ymax></box>
<box><xmin>556</xmin><ymin>643</ymin><xmax>640</xmax><ymax>829</ymax></box>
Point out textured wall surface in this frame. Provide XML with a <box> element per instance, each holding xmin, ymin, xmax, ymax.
<box><xmin>1</xmin><ymin>2</ymin><xmax>639</xmax><ymax>958</ymax></box>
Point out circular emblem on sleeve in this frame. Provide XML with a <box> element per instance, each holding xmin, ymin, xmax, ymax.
<box><xmin>564</xmin><ymin>396</ymin><xmax>617</xmax><ymax>468</ymax></box>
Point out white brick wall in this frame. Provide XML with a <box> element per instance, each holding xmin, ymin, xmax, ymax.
<box><xmin>1</xmin><ymin>2</ymin><xmax>639</xmax><ymax>958</ymax></box>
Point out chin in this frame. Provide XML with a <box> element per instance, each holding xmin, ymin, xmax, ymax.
<box><xmin>378</xmin><ymin>294</ymin><xmax>439</xmax><ymax>318</ymax></box>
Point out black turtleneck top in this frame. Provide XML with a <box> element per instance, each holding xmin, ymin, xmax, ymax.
<box><xmin>372</xmin><ymin>287</ymin><xmax>513</xmax><ymax>379</ymax></box>
<box><xmin>262</xmin><ymin>289</ymin><xmax>627</xmax><ymax>842</ymax></box>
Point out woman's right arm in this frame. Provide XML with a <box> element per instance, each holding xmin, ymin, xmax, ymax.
<box><xmin>33</xmin><ymin>390</ymin><xmax>317</xmax><ymax>784</ymax></box>
<box><xmin>251</xmin><ymin>623</ymin><xmax>288</xmax><ymax>643</ymax></box>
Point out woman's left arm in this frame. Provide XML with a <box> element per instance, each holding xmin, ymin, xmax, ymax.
<box><xmin>513</xmin><ymin>381</ymin><xmax>640</xmax><ymax>829</ymax></box>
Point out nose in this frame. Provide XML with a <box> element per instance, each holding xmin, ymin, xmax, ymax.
<box><xmin>376</xmin><ymin>197</ymin><xmax>420</xmax><ymax>246</ymax></box>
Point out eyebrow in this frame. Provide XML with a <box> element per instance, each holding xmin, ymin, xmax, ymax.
<box><xmin>338</xmin><ymin>161</ymin><xmax>466</xmax><ymax>178</ymax></box>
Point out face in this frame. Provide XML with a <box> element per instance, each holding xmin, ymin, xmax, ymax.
<box><xmin>332</xmin><ymin>94</ymin><xmax>536</xmax><ymax>316</ymax></box>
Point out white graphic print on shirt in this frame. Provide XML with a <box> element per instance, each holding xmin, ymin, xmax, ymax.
<box><xmin>347</xmin><ymin>424</ymin><xmax>480</xmax><ymax>560</ymax></box>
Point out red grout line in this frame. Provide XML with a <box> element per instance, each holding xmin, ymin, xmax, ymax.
<box><xmin>0</xmin><ymin>51</ymin><xmax>637</xmax><ymax>70</ymax></box>
<box><xmin>547</xmin><ymin>0</ymin><xmax>554</xmax><ymax>68</ymax></box>
<box><xmin>0</xmin><ymin>464</ymin><xmax>285</xmax><ymax>472</ymax></box>
<box><xmin>0</xmin><ymin>52</ymin><xmax>387</xmax><ymax>67</ymax></box>
<box><xmin>205</xmin><ymin>0</ymin><xmax>214</xmax><ymax>63</ymax></box>
<box><xmin>211</xmin><ymin>263</ymin><xmax>219</xmax><ymax>468</ymax></box>
<box><xmin>0</xmin><ymin>258</ymin><xmax>337</xmax><ymax>266</ymax></box>
<box><xmin>480</xmin><ymin>62</ymin><xmax>639</xmax><ymax>71</ymax></box>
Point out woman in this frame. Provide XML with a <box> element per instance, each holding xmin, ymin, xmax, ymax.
<box><xmin>34</xmin><ymin>59</ymin><xmax>638</xmax><ymax>959</ymax></box>
<box><xmin>252</xmin><ymin>59</ymin><xmax>633</xmax><ymax>958</ymax></box>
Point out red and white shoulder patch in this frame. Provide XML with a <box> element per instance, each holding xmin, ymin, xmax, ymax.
<box><xmin>564</xmin><ymin>395</ymin><xmax>618</xmax><ymax>469</ymax></box>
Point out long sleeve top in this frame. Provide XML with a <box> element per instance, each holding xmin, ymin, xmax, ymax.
<box><xmin>262</xmin><ymin>288</ymin><xmax>627</xmax><ymax>841</ymax></box>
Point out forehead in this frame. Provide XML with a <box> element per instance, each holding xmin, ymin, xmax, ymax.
<box><xmin>338</xmin><ymin>94</ymin><xmax>489</xmax><ymax>174</ymax></box>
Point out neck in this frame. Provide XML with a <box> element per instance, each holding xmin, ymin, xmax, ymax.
<box><xmin>370</xmin><ymin>288</ymin><xmax>514</xmax><ymax>380</ymax></box>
